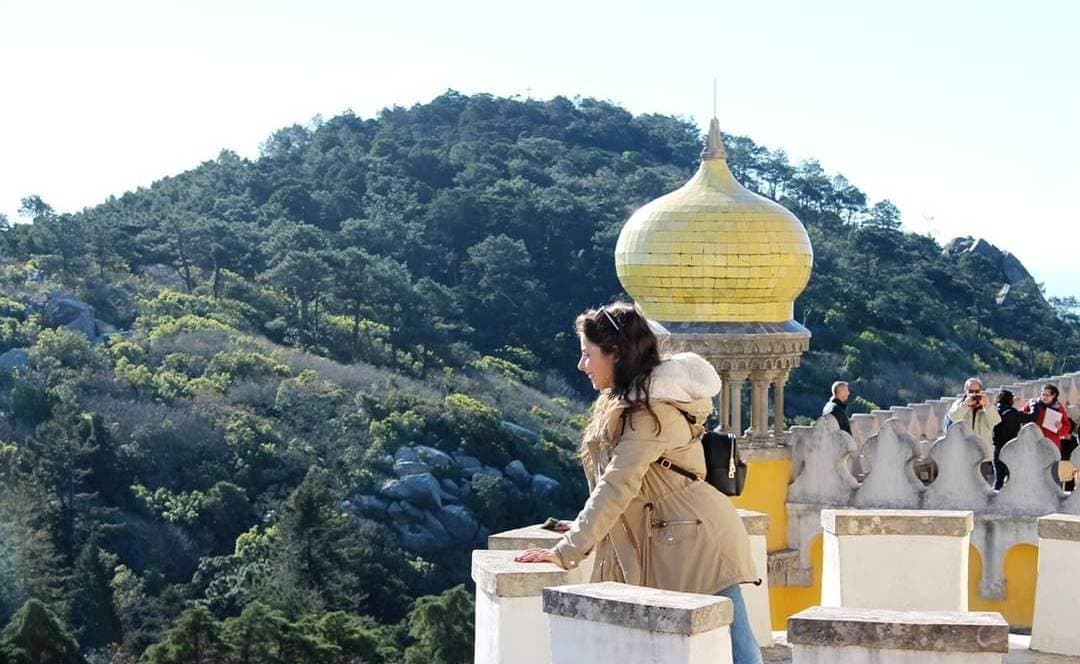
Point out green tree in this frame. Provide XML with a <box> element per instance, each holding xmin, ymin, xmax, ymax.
<box><xmin>0</xmin><ymin>599</ymin><xmax>82</xmax><ymax>664</ymax></box>
<box><xmin>402</xmin><ymin>585</ymin><xmax>474</xmax><ymax>664</ymax></box>
<box><xmin>67</xmin><ymin>539</ymin><xmax>121</xmax><ymax>650</ymax></box>
<box><xmin>141</xmin><ymin>606</ymin><xmax>224</xmax><ymax>664</ymax></box>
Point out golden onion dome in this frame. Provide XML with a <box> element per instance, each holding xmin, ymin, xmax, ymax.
<box><xmin>615</xmin><ymin>119</ymin><xmax>813</xmax><ymax>323</ymax></box>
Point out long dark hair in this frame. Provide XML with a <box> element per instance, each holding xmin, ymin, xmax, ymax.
<box><xmin>575</xmin><ymin>301</ymin><xmax>662</xmax><ymax>432</ymax></box>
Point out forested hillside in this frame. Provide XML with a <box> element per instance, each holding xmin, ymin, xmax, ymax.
<box><xmin>0</xmin><ymin>91</ymin><xmax>1076</xmax><ymax>661</ymax></box>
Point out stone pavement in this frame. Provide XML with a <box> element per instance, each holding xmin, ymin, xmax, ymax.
<box><xmin>761</xmin><ymin>633</ymin><xmax>1080</xmax><ymax>663</ymax></box>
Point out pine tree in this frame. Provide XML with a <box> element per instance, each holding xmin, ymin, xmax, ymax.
<box><xmin>0</xmin><ymin>598</ymin><xmax>82</xmax><ymax>664</ymax></box>
<box><xmin>67</xmin><ymin>539</ymin><xmax>121</xmax><ymax>650</ymax></box>
<box><xmin>141</xmin><ymin>606</ymin><xmax>224</xmax><ymax>664</ymax></box>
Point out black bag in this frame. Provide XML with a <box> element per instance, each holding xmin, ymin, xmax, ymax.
<box><xmin>655</xmin><ymin>416</ymin><xmax>747</xmax><ymax>497</ymax></box>
<box><xmin>701</xmin><ymin>428</ymin><xmax>747</xmax><ymax>496</ymax></box>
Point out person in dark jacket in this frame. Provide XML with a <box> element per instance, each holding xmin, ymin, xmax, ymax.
<box><xmin>822</xmin><ymin>381</ymin><xmax>851</xmax><ymax>435</ymax></box>
<box><xmin>991</xmin><ymin>390</ymin><xmax>1025</xmax><ymax>490</ymax></box>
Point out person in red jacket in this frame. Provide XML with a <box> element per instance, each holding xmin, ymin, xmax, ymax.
<box><xmin>1023</xmin><ymin>384</ymin><xmax>1073</xmax><ymax>451</ymax></box>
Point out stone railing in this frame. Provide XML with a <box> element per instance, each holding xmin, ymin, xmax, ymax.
<box><xmin>786</xmin><ymin>413</ymin><xmax>1080</xmax><ymax>599</ymax></box>
<box><xmin>847</xmin><ymin>371</ymin><xmax>1080</xmax><ymax>449</ymax></box>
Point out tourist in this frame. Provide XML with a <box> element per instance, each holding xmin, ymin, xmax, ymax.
<box><xmin>946</xmin><ymin>377</ymin><xmax>1000</xmax><ymax>449</ymax></box>
<box><xmin>513</xmin><ymin>301</ymin><xmax>763</xmax><ymax>664</ymax></box>
<box><xmin>991</xmin><ymin>390</ymin><xmax>1024</xmax><ymax>489</ymax></box>
<box><xmin>822</xmin><ymin>381</ymin><xmax>851</xmax><ymax>435</ymax></box>
<box><xmin>1023</xmin><ymin>384</ymin><xmax>1072</xmax><ymax>451</ymax></box>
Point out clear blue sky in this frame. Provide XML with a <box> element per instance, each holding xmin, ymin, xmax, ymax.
<box><xmin>2</xmin><ymin>0</ymin><xmax>1077</xmax><ymax>296</ymax></box>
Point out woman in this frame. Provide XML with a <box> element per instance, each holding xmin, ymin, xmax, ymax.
<box><xmin>1024</xmin><ymin>384</ymin><xmax>1072</xmax><ymax>451</ymax></box>
<box><xmin>991</xmin><ymin>390</ymin><xmax>1024</xmax><ymax>490</ymax></box>
<box><xmin>514</xmin><ymin>302</ymin><xmax>761</xmax><ymax>664</ymax></box>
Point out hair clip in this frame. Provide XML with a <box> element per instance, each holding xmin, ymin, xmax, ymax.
<box><xmin>600</xmin><ymin>308</ymin><xmax>620</xmax><ymax>331</ymax></box>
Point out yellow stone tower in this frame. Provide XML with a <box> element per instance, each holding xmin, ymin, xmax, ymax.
<box><xmin>615</xmin><ymin>117</ymin><xmax>814</xmax><ymax>443</ymax></box>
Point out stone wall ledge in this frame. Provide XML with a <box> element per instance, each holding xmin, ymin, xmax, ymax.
<box><xmin>822</xmin><ymin>508</ymin><xmax>974</xmax><ymax>537</ymax></box>
<box><xmin>1037</xmin><ymin>513</ymin><xmax>1080</xmax><ymax>542</ymax></box>
<box><xmin>542</xmin><ymin>581</ymin><xmax>732</xmax><ymax>636</ymax></box>
<box><xmin>487</xmin><ymin>523</ymin><xmax>565</xmax><ymax>550</ymax></box>
<box><xmin>471</xmin><ymin>550</ymin><xmax>574</xmax><ymax>598</ymax></box>
<box><xmin>788</xmin><ymin>606</ymin><xmax>1009</xmax><ymax>653</ymax></box>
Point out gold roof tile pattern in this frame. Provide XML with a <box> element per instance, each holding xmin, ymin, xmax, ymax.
<box><xmin>615</xmin><ymin>118</ymin><xmax>813</xmax><ymax>323</ymax></box>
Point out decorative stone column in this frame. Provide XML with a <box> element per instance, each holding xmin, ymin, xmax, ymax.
<box><xmin>472</xmin><ymin>550</ymin><xmax>588</xmax><ymax>664</ymax></box>
<box><xmin>544</xmin><ymin>582</ymin><xmax>734</xmax><ymax>664</ymax></box>
<box><xmin>719</xmin><ymin>370</ymin><xmax>731</xmax><ymax>433</ymax></box>
<box><xmin>728</xmin><ymin>373</ymin><xmax>746</xmax><ymax>437</ymax></box>
<box><xmin>1031</xmin><ymin>513</ymin><xmax>1080</xmax><ymax>656</ymax></box>
<box><xmin>820</xmin><ymin>509</ymin><xmax>974</xmax><ymax>612</ymax></box>
<box><xmin>788</xmin><ymin>606</ymin><xmax>1009</xmax><ymax>664</ymax></box>
<box><xmin>652</xmin><ymin>321</ymin><xmax>810</xmax><ymax>445</ymax></box>
<box><xmin>750</xmin><ymin>371</ymin><xmax>771</xmax><ymax>444</ymax></box>
<box><xmin>773</xmin><ymin>370</ymin><xmax>789</xmax><ymax>439</ymax></box>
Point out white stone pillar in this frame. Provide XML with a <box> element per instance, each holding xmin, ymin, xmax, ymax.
<box><xmin>487</xmin><ymin>523</ymin><xmax>595</xmax><ymax>581</ymax></box>
<box><xmin>788</xmin><ymin>606</ymin><xmax>1009</xmax><ymax>664</ymax></box>
<box><xmin>719</xmin><ymin>370</ymin><xmax>731</xmax><ymax>433</ymax></box>
<box><xmin>772</xmin><ymin>371</ymin><xmax>788</xmax><ymax>438</ymax></box>
<box><xmin>738</xmin><ymin>509</ymin><xmax>772</xmax><ymax>646</ymax></box>
<box><xmin>544</xmin><ymin>582</ymin><xmax>734</xmax><ymax>664</ymax></box>
<box><xmin>820</xmin><ymin>509</ymin><xmax>973</xmax><ymax>611</ymax></box>
<box><xmin>1031</xmin><ymin>514</ymin><xmax>1080</xmax><ymax>656</ymax></box>
<box><xmin>729</xmin><ymin>374</ymin><xmax>746</xmax><ymax>438</ymax></box>
<box><xmin>472</xmin><ymin>550</ymin><xmax>587</xmax><ymax>664</ymax></box>
<box><xmin>750</xmin><ymin>371</ymin><xmax>770</xmax><ymax>444</ymax></box>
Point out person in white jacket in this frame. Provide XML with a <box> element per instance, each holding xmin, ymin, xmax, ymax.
<box><xmin>947</xmin><ymin>377</ymin><xmax>1001</xmax><ymax>449</ymax></box>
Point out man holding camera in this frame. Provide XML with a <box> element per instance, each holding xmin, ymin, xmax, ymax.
<box><xmin>946</xmin><ymin>377</ymin><xmax>1001</xmax><ymax>449</ymax></box>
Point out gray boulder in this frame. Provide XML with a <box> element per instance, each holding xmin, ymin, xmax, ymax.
<box><xmin>351</xmin><ymin>494</ymin><xmax>389</xmax><ymax>519</ymax></box>
<box><xmin>394</xmin><ymin>446</ymin><xmax>420</xmax><ymax>463</ymax></box>
<box><xmin>415</xmin><ymin>445</ymin><xmax>454</xmax><ymax>468</ymax></box>
<box><xmin>45</xmin><ymin>296</ymin><xmax>107</xmax><ymax>340</ymax></box>
<box><xmin>393</xmin><ymin>459</ymin><xmax>431</xmax><ymax>478</ymax></box>
<box><xmin>391</xmin><ymin>519</ymin><xmax>452</xmax><ymax>553</ymax></box>
<box><xmin>453</xmin><ymin>453</ymin><xmax>483</xmax><ymax>475</ymax></box>
<box><xmin>388</xmin><ymin>500</ymin><xmax>427</xmax><ymax>524</ymax></box>
<box><xmin>505</xmin><ymin>460</ymin><xmax>531</xmax><ymax>487</ymax></box>
<box><xmin>440</xmin><ymin>478</ymin><xmax>462</xmax><ymax>497</ymax></box>
<box><xmin>530</xmin><ymin>474</ymin><xmax>561</xmax><ymax>499</ymax></box>
<box><xmin>379</xmin><ymin>473</ymin><xmax>443</xmax><ymax>510</ymax></box>
<box><xmin>434</xmin><ymin>505</ymin><xmax>481</xmax><ymax>543</ymax></box>
<box><xmin>501</xmin><ymin>420</ymin><xmax>540</xmax><ymax>442</ymax></box>
<box><xmin>0</xmin><ymin>348</ymin><xmax>29</xmax><ymax>372</ymax></box>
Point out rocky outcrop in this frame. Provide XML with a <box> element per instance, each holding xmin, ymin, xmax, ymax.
<box><xmin>351</xmin><ymin>443</ymin><xmax>559</xmax><ymax>555</ymax></box>
<box><xmin>941</xmin><ymin>237</ymin><xmax>1042</xmax><ymax>305</ymax></box>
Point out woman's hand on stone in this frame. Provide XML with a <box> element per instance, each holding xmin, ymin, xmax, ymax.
<box><xmin>514</xmin><ymin>547</ymin><xmax>562</xmax><ymax>566</ymax></box>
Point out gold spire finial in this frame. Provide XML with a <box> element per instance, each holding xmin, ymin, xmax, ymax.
<box><xmin>702</xmin><ymin>79</ymin><xmax>726</xmax><ymax>160</ymax></box>
<box><xmin>702</xmin><ymin>117</ymin><xmax>727</xmax><ymax>161</ymax></box>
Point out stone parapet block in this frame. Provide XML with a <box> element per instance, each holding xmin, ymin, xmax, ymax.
<box><xmin>472</xmin><ymin>550</ymin><xmax>579</xmax><ymax>598</ymax></box>
<box><xmin>542</xmin><ymin>582</ymin><xmax>732</xmax><ymax>636</ymax></box>
<box><xmin>788</xmin><ymin>606</ymin><xmax>1009</xmax><ymax>653</ymax></box>
<box><xmin>822</xmin><ymin>509</ymin><xmax>974</xmax><ymax>537</ymax></box>
<box><xmin>488</xmin><ymin>524</ymin><xmax>564</xmax><ymax>550</ymax></box>
<box><xmin>1037</xmin><ymin>513</ymin><xmax>1080</xmax><ymax>541</ymax></box>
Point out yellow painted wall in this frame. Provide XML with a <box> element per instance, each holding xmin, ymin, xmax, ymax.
<box><xmin>731</xmin><ymin>457</ymin><xmax>793</xmax><ymax>552</ymax></box>
<box><xmin>768</xmin><ymin>535</ymin><xmax>822</xmax><ymax>630</ymax></box>
<box><xmin>968</xmin><ymin>544</ymin><xmax>1038</xmax><ymax>628</ymax></box>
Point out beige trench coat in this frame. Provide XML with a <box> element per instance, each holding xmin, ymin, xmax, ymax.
<box><xmin>553</xmin><ymin>396</ymin><xmax>758</xmax><ymax>595</ymax></box>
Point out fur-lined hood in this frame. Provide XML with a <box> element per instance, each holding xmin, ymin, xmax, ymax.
<box><xmin>642</xmin><ymin>352</ymin><xmax>722</xmax><ymax>403</ymax></box>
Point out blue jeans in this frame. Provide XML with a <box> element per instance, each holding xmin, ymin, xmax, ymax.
<box><xmin>715</xmin><ymin>584</ymin><xmax>763</xmax><ymax>664</ymax></box>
